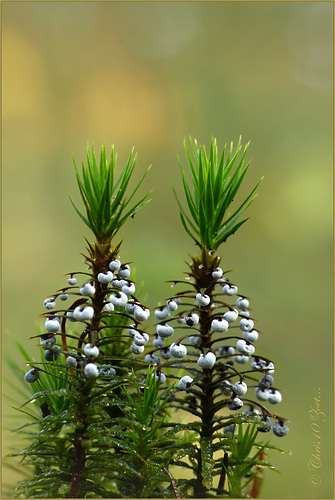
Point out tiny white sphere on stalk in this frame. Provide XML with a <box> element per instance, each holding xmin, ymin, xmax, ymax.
<box><xmin>103</xmin><ymin>302</ymin><xmax>115</xmax><ymax>313</ymax></box>
<box><xmin>155</xmin><ymin>308</ymin><xmax>170</xmax><ymax>320</ymax></box>
<box><xmin>133</xmin><ymin>305</ymin><xmax>150</xmax><ymax>322</ymax></box>
<box><xmin>44</xmin><ymin>298</ymin><xmax>56</xmax><ymax>310</ymax></box>
<box><xmin>40</xmin><ymin>335</ymin><xmax>56</xmax><ymax>350</ymax></box>
<box><xmin>109</xmin><ymin>259</ymin><xmax>121</xmax><ymax>271</ymax></box>
<box><xmin>212</xmin><ymin>267</ymin><xmax>223</xmax><ymax>279</ymax></box>
<box><xmin>189</xmin><ymin>336</ymin><xmax>201</xmax><ymax>347</ymax></box>
<box><xmin>66</xmin><ymin>311</ymin><xmax>75</xmax><ymax>321</ymax></box>
<box><xmin>145</xmin><ymin>353</ymin><xmax>160</xmax><ymax>365</ymax></box>
<box><xmin>251</xmin><ymin>359</ymin><xmax>275</xmax><ymax>374</ymax></box>
<box><xmin>178</xmin><ymin>375</ymin><xmax>193</xmax><ymax>390</ymax></box>
<box><xmin>234</xmin><ymin>380</ymin><xmax>248</xmax><ymax>396</ymax></box>
<box><xmin>273</xmin><ymin>420</ymin><xmax>289</xmax><ymax>437</ymax></box>
<box><xmin>125</xmin><ymin>301</ymin><xmax>136</xmax><ymax>315</ymax></box>
<box><xmin>45</xmin><ymin>317</ymin><xmax>60</xmax><ymax>333</ymax></box>
<box><xmin>133</xmin><ymin>332</ymin><xmax>149</xmax><ymax>346</ymax></box>
<box><xmin>73</xmin><ymin>306</ymin><xmax>94</xmax><ymax>321</ymax></box>
<box><xmin>239</xmin><ymin>318</ymin><xmax>254</xmax><ymax>332</ymax></box>
<box><xmin>109</xmin><ymin>292</ymin><xmax>128</xmax><ymax>307</ymax></box>
<box><xmin>219</xmin><ymin>345</ymin><xmax>235</xmax><ymax>357</ymax></box>
<box><xmin>222</xmin><ymin>284</ymin><xmax>238</xmax><ymax>296</ymax></box>
<box><xmin>167</xmin><ymin>299</ymin><xmax>178</xmax><ymax>311</ymax></box>
<box><xmin>156</xmin><ymin>372</ymin><xmax>167</xmax><ymax>384</ymax></box>
<box><xmin>24</xmin><ymin>368</ymin><xmax>39</xmax><ymax>383</ymax></box>
<box><xmin>66</xmin><ymin>356</ymin><xmax>77</xmax><ymax>369</ymax></box>
<box><xmin>211</xmin><ymin>318</ymin><xmax>229</xmax><ymax>332</ymax></box>
<box><xmin>83</xmin><ymin>343</ymin><xmax>100</xmax><ymax>360</ymax></box>
<box><xmin>97</xmin><ymin>271</ymin><xmax>114</xmax><ymax>283</ymax></box>
<box><xmin>255</xmin><ymin>387</ymin><xmax>270</xmax><ymax>401</ymax></box>
<box><xmin>236</xmin><ymin>339</ymin><xmax>255</xmax><ymax>356</ymax></box>
<box><xmin>84</xmin><ymin>363</ymin><xmax>99</xmax><ymax>378</ymax></box>
<box><xmin>236</xmin><ymin>297</ymin><xmax>249</xmax><ymax>310</ymax></box>
<box><xmin>227</xmin><ymin>397</ymin><xmax>243</xmax><ymax>410</ymax></box>
<box><xmin>153</xmin><ymin>336</ymin><xmax>165</xmax><ymax>348</ymax></box>
<box><xmin>234</xmin><ymin>355</ymin><xmax>249</xmax><ymax>364</ymax></box>
<box><xmin>80</xmin><ymin>283</ymin><xmax>96</xmax><ymax>297</ymax></box>
<box><xmin>223</xmin><ymin>309</ymin><xmax>239</xmax><ymax>323</ymax></box>
<box><xmin>100</xmin><ymin>366</ymin><xmax>116</xmax><ymax>377</ymax></box>
<box><xmin>122</xmin><ymin>282</ymin><xmax>136</xmax><ymax>296</ymax></box>
<box><xmin>160</xmin><ymin>346</ymin><xmax>171</xmax><ymax>360</ymax></box>
<box><xmin>185</xmin><ymin>313</ymin><xmax>199</xmax><ymax>326</ymax></box>
<box><xmin>111</xmin><ymin>279</ymin><xmax>124</xmax><ymax>289</ymax></box>
<box><xmin>243</xmin><ymin>330</ymin><xmax>259</xmax><ymax>342</ymax></box>
<box><xmin>239</xmin><ymin>310</ymin><xmax>250</xmax><ymax>318</ymax></box>
<box><xmin>156</xmin><ymin>323</ymin><xmax>174</xmax><ymax>338</ymax></box>
<box><xmin>127</xmin><ymin>325</ymin><xmax>138</xmax><ymax>337</ymax></box>
<box><xmin>221</xmin><ymin>380</ymin><xmax>233</xmax><ymax>396</ymax></box>
<box><xmin>197</xmin><ymin>352</ymin><xmax>216</xmax><ymax>369</ymax></box>
<box><xmin>170</xmin><ymin>343</ymin><xmax>187</xmax><ymax>358</ymax></box>
<box><xmin>130</xmin><ymin>343</ymin><xmax>145</xmax><ymax>355</ymax></box>
<box><xmin>268</xmin><ymin>389</ymin><xmax>282</xmax><ymax>404</ymax></box>
<box><xmin>196</xmin><ymin>293</ymin><xmax>211</xmax><ymax>307</ymax></box>
<box><xmin>118</xmin><ymin>264</ymin><xmax>131</xmax><ymax>279</ymax></box>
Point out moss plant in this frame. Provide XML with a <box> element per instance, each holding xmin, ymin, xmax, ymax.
<box><xmin>7</xmin><ymin>144</ymin><xmax>168</xmax><ymax>498</ymax></box>
<box><xmin>6</xmin><ymin>139</ymin><xmax>288</xmax><ymax>499</ymax></box>
<box><xmin>151</xmin><ymin>138</ymin><xmax>289</xmax><ymax>498</ymax></box>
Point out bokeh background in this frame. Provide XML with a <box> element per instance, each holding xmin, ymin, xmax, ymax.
<box><xmin>2</xmin><ymin>1</ymin><xmax>333</xmax><ymax>498</ymax></box>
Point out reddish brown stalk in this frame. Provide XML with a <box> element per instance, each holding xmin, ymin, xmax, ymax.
<box><xmin>71</xmin><ymin>437</ymin><xmax>83</xmax><ymax>498</ymax></box>
<box><xmin>61</xmin><ymin>298</ymin><xmax>88</xmax><ymax>352</ymax></box>
<box><xmin>249</xmin><ymin>451</ymin><xmax>264</xmax><ymax>498</ymax></box>
<box><xmin>61</xmin><ymin>315</ymin><xmax>68</xmax><ymax>353</ymax></box>
<box><xmin>217</xmin><ymin>452</ymin><xmax>229</xmax><ymax>494</ymax></box>
<box><xmin>161</xmin><ymin>467</ymin><xmax>181</xmax><ymax>498</ymax></box>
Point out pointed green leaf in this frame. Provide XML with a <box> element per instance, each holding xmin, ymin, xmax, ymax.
<box><xmin>214</xmin><ymin>218</ymin><xmax>249</xmax><ymax>248</ymax></box>
<box><xmin>172</xmin><ymin>187</ymin><xmax>200</xmax><ymax>236</ymax></box>
<box><xmin>179</xmin><ymin>212</ymin><xmax>201</xmax><ymax>246</ymax></box>
<box><xmin>183</xmin><ymin>140</ymin><xmax>199</xmax><ymax>193</ymax></box>
<box><xmin>181</xmin><ymin>172</ymin><xmax>199</xmax><ymax>225</ymax></box>
<box><xmin>68</xmin><ymin>194</ymin><xmax>91</xmax><ymax>229</ymax></box>
<box><xmin>89</xmin><ymin>144</ymin><xmax>102</xmax><ymax>199</ymax></box>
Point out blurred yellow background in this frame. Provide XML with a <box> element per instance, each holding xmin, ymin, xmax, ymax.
<box><xmin>2</xmin><ymin>1</ymin><xmax>333</xmax><ymax>498</ymax></box>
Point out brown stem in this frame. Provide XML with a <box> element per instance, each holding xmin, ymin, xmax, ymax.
<box><xmin>249</xmin><ymin>451</ymin><xmax>264</xmax><ymax>498</ymax></box>
<box><xmin>217</xmin><ymin>452</ymin><xmax>229</xmax><ymax>494</ymax></box>
<box><xmin>161</xmin><ymin>467</ymin><xmax>181</xmax><ymax>498</ymax></box>
<box><xmin>191</xmin><ymin>249</ymin><xmax>219</xmax><ymax>497</ymax></box>
<box><xmin>71</xmin><ymin>437</ymin><xmax>83</xmax><ymax>498</ymax></box>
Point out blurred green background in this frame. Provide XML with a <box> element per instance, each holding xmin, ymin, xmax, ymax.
<box><xmin>2</xmin><ymin>1</ymin><xmax>333</xmax><ymax>498</ymax></box>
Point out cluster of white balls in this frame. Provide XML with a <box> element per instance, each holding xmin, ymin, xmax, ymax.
<box><xmin>224</xmin><ymin>407</ymin><xmax>289</xmax><ymax>437</ymax></box>
<box><xmin>41</xmin><ymin>258</ymin><xmax>137</xmax><ymax>320</ymax></box>
<box><xmin>79</xmin><ymin>260</ymin><xmax>151</xmax><ymax>378</ymax></box>
<box><xmin>149</xmin><ymin>265</ymin><xmax>285</xmax><ymax>433</ymax></box>
<box><xmin>26</xmin><ymin>258</ymin><xmax>287</xmax><ymax>436</ymax></box>
<box><xmin>25</xmin><ymin>257</ymin><xmax>153</xmax><ymax>383</ymax></box>
<box><xmin>152</xmin><ymin>267</ymin><xmax>258</xmax><ymax>376</ymax></box>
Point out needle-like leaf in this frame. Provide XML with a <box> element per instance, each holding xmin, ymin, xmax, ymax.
<box><xmin>173</xmin><ymin>137</ymin><xmax>261</xmax><ymax>250</ymax></box>
<box><xmin>69</xmin><ymin>144</ymin><xmax>151</xmax><ymax>244</ymax></box>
